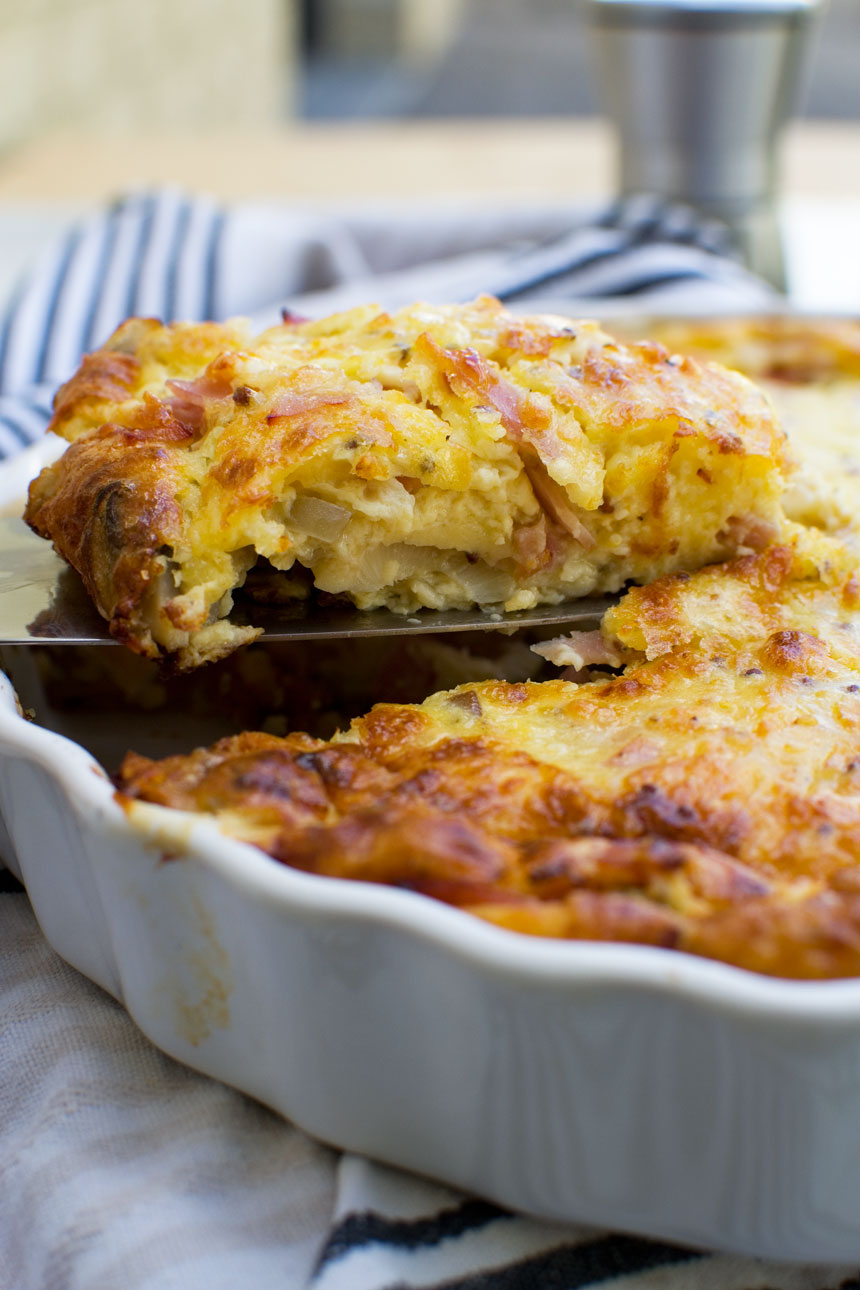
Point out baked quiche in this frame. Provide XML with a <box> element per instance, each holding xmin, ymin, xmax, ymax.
<box><xmin>26</xmin><ymin>297</ymin><xmax>790</xmax><ymax>668</ymax></box>
<box><xmin>118</xmin><ymin>528</ymin><xmax>860</xmax><ymax>978</ymax></box>
<box><xmin>634</xmin><ymin>315</ymin><xmax>860</xmax><ymax>534</ymax></box>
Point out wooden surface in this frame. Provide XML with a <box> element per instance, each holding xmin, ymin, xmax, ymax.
<box><xmin>0</xmin><ymin>119</ymin><xmax>857</xmax><ymax>203</ymax></box>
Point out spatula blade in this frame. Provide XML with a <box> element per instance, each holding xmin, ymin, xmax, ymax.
<box><xmin>0</xmin><ymin>515</ymin><xmax>611</xmax><ymax>646</ymax></box>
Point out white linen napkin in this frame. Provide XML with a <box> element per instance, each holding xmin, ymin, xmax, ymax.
<box><xmin>0</xmin><ymin>888</ymin><xmax>336</xmax><ymax>1290</ymax></box>
<box><xmin>2</xmin><ymin>882</ymin><xmax>853</xmax><ymax>1290</ymax></box>
<box><xmin>3</xmin><ymin>188</ymin><xmax>842</xmax><ymax>1290</ymax></box>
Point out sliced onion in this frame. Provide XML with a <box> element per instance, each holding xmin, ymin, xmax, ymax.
<box><xmin>338</xmin><ymin>545</ymin><xmax>513</xmax><ymax>601</ymax></box>
<box><xmin>455</xmin><ymin>561</ymin><xmax>515</xmax><ymax>603</ymax></box>
<box><xmin>290</xmin><ymin>494</ymin><xmax>351</xmax><ymax>541</ymax></box>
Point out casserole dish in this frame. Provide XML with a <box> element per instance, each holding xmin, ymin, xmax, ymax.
<box><xmin>6</xmin><ymin>654</ymin><xmax>860</xmax><ymax>1263</ymax></box>
<box><xmin>7</xmin><ymin>315</ymin><xmax>860</xmax><ymax>1263</ymax></box>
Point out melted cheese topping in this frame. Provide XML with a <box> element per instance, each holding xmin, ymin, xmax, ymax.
<box><xmin>635</xmin><ymin>316</ymin><xmax>860</xmax><ymax>533</ymax></box>
<box><xmin>118</xmin><ymin>530</ymin><xmax>860</xmax><ymax>978</ymax></box>
<box><xmin>26</xmin><ymin>297</ymin><xmax>789</xmax><ymax>667</ymax></box>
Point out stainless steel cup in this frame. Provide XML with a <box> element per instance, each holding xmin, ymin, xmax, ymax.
<box><xmin>584</xmin><ymin>0</ymin><xmax>822</xmax><ymax>287</ymax></box>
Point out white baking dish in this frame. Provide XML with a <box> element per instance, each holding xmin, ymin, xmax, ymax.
<box><xmin>7</xmin><ymin>351</ymin><xmax>860</xmax><ymax>1264</ymax></box>
<box><xmin>5</xmin><ymin>658</ymin><xmax>860</xmax><ymax>1263</ymax></box>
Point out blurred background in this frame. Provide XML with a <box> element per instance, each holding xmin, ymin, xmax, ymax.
<box><xmin>0</xmin><ymin>0</ymin><xmax>857</xmax><ymax>313</ymax></box>
<box><xmin>0</xmin><ymin>0</ymin><xmax>856</xmax><ymax>152</ymax></box>
<box><xmin>299</xmin><ymin>0</ymin><xmax>858</xmax><ymax>121</ymax></box>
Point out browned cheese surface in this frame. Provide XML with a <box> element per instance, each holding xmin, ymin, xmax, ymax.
<box><xmin>631</xmin><ymin>315</ymin><xmax>860</xmax><ymax>536</ymax></box>
<box><xmin>25</xmin><ymin>298</ymin><xmax>789</xmax><ymax>668</ymax></box>
<box><xmin>117</xmin><ymin>530</ymin><xmax>860</xmax><ymax>978</ymax></box>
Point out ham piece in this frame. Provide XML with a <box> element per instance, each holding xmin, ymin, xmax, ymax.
<box><xmin>531</xmin><ymin>629</ymin><xmax>624</xmax><ymax>670</ymax></box>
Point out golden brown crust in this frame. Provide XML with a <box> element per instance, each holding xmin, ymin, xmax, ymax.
<box><xmin>117</xmin><ymin>534</ymin><xmax>860</xmax><ymax>978</ymax></box>
<box><xmin>26</xmin><ymin>297</ymin><xmax>789</xmax><ymax>667</ymax></box>
<box><xmin>27</xmin><ymin>429</ymin><xmax>185</xmax><ymax>653</ymax></box>
<box><xmin>51</xmin><ymin>349</ymin><xmax>142</xmax><ymax>438</ymax></box>
<box><xmin>623</xmin><ymin>315</ymin><xmax>860</xmax><ymax>536</ymax></box>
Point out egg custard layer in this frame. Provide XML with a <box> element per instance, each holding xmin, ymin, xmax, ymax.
<box><xmin>118</xmin><ymin>530</ymin><xmax>860</xmax><ymax>978</ymax></box>
<box><xmin>26</xmin><ymin>297</ymin><xmax>789</xmax><ymax>668</ymax></box>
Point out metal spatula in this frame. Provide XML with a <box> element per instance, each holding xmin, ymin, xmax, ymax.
<box><xmin>0</xmin><ymin>515</ymin><xmax>610</xmax><ymax>646</ymax></box>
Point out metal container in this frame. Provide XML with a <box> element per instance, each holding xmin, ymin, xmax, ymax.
<box><xmin>585</xmin><ymin>0</ymin><xmax>822</xmax><ymax>286</ymax></box>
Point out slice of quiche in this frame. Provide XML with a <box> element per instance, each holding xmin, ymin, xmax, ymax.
<box><xmin>632</xmin><ymin>315</ymin><xmax>860</xmax><ymax>534</ymax></box>
<box><xmin>116</xmin><ymin>529</ymin><xmax>860</xmax><ymax>978</ymax></box>
<box><xmin>26</xmin><ymin>296</ymin><xmax>790</xmax><ymax>668</ymax></box>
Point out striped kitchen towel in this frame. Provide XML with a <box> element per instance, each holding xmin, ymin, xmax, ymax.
<box><xmin>311</xmin><ymin>1156</ymin><xmax>857</xmax><ymax>1290</ymax></box>
<box><xmin>1</xmin><ymin>885</ymin><xmax>854</xmax><ymax>1290</ymax></box>
<box><xmin>0</xmin><ymin>186</ymin><xmax>776</xmax><ymax>459</ymax></box>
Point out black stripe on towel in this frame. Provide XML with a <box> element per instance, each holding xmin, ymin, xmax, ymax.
<box><xmin>596</xmin><ymin>194</ymin><xmax>675</xmax><ymax>236</ymax></box>
<box><xmin>79</xmin><ymin>199</ymin><xmax>122</xmax><ymax>354</ymax></box>
<box><xmin>597</xmin><ymin>195</ymin><xmax>735</xmax><ymax>257</ymax></box>
<box><xmin>614</xmin><ymin>211</ymin><xmax>664</xmax><ymax>248</ymax></box>
<box><xmin>0</xmin><ymin>279</ymin><xmax>24</xmax><ymax>396</ymax></box>
<box><xmin>124</xmin><ymin>194</ymin><xmax>159</xmax><ymax>318</ymax></box>
<box><xmin>496</xmin><ymin>239</ymin><xmax>642</xmax><ymax>302</ymax></box>
<box><xmin>315</xmin><ymin>1199</ymin><xmax>509</xmax><ymax>1274</ymax></box>
<box><xmin>13</xmin><ymin>387</ymin><xmax>56</xmax><ymax>418</ymax></box>
<box><xmin>203</xmin><ymin>207</ymin><xmax>226</xmax><ymax>321</ymax></box>
<box><xmin>424</xmin><ymin>1232</ymin><xmax>704</xmax><ymax>1290</ymax></box>
<box><xmin>0</xmin><ymin>408</ymin><xmax>38</xmax><ymax>447</ymax></box>
<box><xmin>0</xmin><ymin>388</ymin><xmax>57</xmax><ymax>443</ymax></box>
<box><xmin>34</xmin><ymin>226</ymin><xmax>85</xmax><ymax>383</ymax></box>
<box><xmin>501</xmin><ymin>252</ymin><xmax>715</xmax><ymax>304</ymax></box>
<box><xmin>614</xmin><ymin>268</ymin><xmax>718</xmax><ymax>297</ymax></box>
<box><xmin>164</xmin><ymin>198</ymin><xmax>193</xmax><ymax>323</ymax></box>
<box><xmin>594</xmin><ymin>195</ymin><xmax>640</xmax><ymax>229</ymax></box>
<box><xmin>623</xmin><ymin>214</ymin><xmax>734</xmax><ymax>260</ymax></box>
